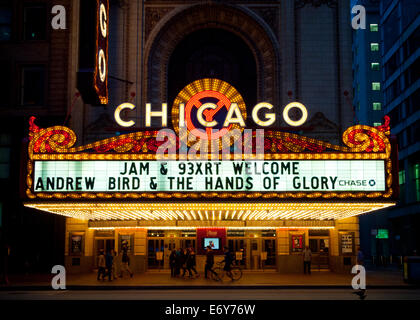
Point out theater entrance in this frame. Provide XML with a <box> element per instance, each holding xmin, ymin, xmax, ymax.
<box><xmin>309</xmin><ymin>230</ymin><xmax>330</xmax><ymax>270</ymax></box>
<box><xmin>93</xmin><ymin>238</ymin><xmax>115</xmax><ymax>268</ymax></box>
<box><xmin>147</xmin><ymin>230</ymin><xmax>197</xmax><ymax>270</ymax></box>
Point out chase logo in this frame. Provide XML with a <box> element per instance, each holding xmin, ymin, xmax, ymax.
<box><xmin>369</xmin><ymin>179</ymin><xmax>376</xmax><ymax>187</ymax></box>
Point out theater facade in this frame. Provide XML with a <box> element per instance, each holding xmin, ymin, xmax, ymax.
<box><xmin>23</xmin><ymin>77</ymin><xmax>398</xmax><ymax>274</ymax></box>
<box><xmin>18</xmin><ymin>1</ymin><xmax>398</xmax><ymax>275</ymax></box>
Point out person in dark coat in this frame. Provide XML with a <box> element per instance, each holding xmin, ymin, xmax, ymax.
<box><xmin>174</xmin><ymin>248</ymin><xmax>182</xmax><ymax>277</ymax></box>
<box><xmin>186</xmin><ymin>247</ymin><xmax>199</xmax><ymax>278</ymax></box>
<box><xmin>180</xmin><ymin>248</ymin><xmax>189</xmax><ymax>278</ymax></box>
<box><xmin>169</xmin><ymin>250</ymin><xmax>177</xmax><ymax>277</ymax></box>
<box><xmin>105</xmin><ymin>249</ymin><xmax>114</xmax><ymax>281</ymax></box>
<box><xmin>205</xmin><ymin>246</ymin><xmax>217</xmax><ymax>279</ymax></box>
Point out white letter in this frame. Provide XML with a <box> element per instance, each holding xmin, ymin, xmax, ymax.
<box><xmin>223</xmin><ymin>103</ymin><xmax>246</xmax><ymax>127</ymax></box>
<box><xmin>99</xmin><ymin>3</ymin><xmax>107</xmax><ymax>38</ymax></box>
<box><xmin>351</xmin><ymin>265</ymin><xmax>366</xmax><ymax>290</ymax></box>
<box><xmin>179</xmin><ymin>103</ymin><xmax>186</xmax><ymax>127</ymax></box>
<box><xmin>51</xmin><ymin>265</ymin><xmax>66</xmax><ymax>290</ymax></box>
<box><xmin>283</xmin><ymin>102</ymin><xmax>308</xmax><ymax>127</ymax></box>
<box><xmin>252</xmin><ymin>102</ymin><xmax>275</xmax><ymax>126</ymax></box>
<box><xmin>351</xmin><ymin>5</ymin><xmax>366</xmax><ymax>30</ymax></box>
<box><xmin>51</xmin><ymin>5</ymin><xmax>66</xmax><ymax>30</ymax></box>
<box><xmin>145</xmin><ymin>103</ymin><xmax>167</xmax><ymax>127</ymax></box>
<box><xmin>197</xmin><ymin>103</ymin><xmax>218</xmax><ymax>127</ymax></box>
<box><xmin>115</xmin><ymin>103</ymin><xmax>135</xmax><ymax>127</ymax></box>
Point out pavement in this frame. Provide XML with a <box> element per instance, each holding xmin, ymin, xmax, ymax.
<box><xmin>0</xmin><ymin>267</ymin><xmax>414</xmax><ymax>290</ymax></box>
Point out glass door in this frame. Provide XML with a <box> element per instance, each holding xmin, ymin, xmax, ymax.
<box><xmin>263</xmin><ymin>239</ymin><xmax>276</xmax><ymax>267</ymax></box>
<box><xmin>309</xmin><ymin>237</ymin><xmax>330</xmax><ymax>270</ymax></box>
<box><xmin>228</xmin><ymin>239</ymin><xmax>246</xmax><ymax>267</ymax></box>
<box><xmin>147</xmin><ymin>239</ymin><xmax>164</xmax><ymax>269</ymax></box>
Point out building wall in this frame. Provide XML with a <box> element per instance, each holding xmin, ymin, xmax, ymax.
<box><xmin>0</xmin><ymin>0</ymin><xmax>74</xmax><ymax>272</ymax></box>
<box><xmin>70</xmin><ymin>0</ymin><xmax>354</xmax><ymax>147</ymax></box>
<box><xmin>359</xmin><ymin>0</ymin><xmax>420</xmax><ymax>260</ymax></box>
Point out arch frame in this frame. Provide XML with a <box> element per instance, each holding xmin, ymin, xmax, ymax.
<box><xmin>143</xmin><ymin>3</ymin><xmax>281</xmax><ymax>118</ymax></box>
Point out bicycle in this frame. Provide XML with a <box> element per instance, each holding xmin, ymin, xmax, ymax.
<box><xmin>211</xmin><ymin>262</ymin><xmax>242</xmax><ymax>281</ymax></box>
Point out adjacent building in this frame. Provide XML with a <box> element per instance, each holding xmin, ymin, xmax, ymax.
<box><xmin>352</xmin><ymin>0</ymin><xmax>384</xmax><ymax>127</ymax></box>
<box><xmin>358</xmin><ymin>0</ymin><xmax>420</xmax><ymax>262</ymax></box>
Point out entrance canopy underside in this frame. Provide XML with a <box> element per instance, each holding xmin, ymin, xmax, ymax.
<box><xmin>24</xmin><ymin>201</ymin><xmax>395</xmax><ymax>222</ymax></box>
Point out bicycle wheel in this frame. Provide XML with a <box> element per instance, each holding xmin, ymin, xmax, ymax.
<box><xmin>230</xmin><ymin>267</ymin><xmax>242</xmax><ymax>281</ymax></box>
<box><xmin>212</xmin><ymin>267</ymin><xmax>224</xmax><ymax>281</ymax></box>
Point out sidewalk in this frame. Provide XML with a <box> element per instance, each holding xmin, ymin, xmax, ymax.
<box><xmin>0</xmin><ymin>268</ymin><xmax>412</xmax><ymax>290</ymax></box>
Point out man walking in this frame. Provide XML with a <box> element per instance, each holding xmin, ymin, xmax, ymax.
<box><xmin>204</xmin><ymin>246</ymin><xmax>217</xmax><ymax>279</ymax></box>
<box><xmin>303</xmin><ymin>245</ymin><xmax>312</xmax><ymax>274</ymax></box>
<box><xmin>97</xmin><ymin>249</ymin><xmax>106</xmax><ymax>281</ymax></box>
<box><xmin>120</xmin><ymin>246</ymin><xmax>133</xmax><ymax>278</ymax></box>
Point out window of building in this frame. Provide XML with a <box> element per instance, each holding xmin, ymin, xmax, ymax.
<box><xmin>384</xmin><ymin>50</ymin><xmax>401</xmax><ymax>78</ymax></box>
<box><xmin>414</xmin><ymin>163</ymin><xmax>420</xmax><ymax>202</ymax></box>
<box><xmin>370</xmin><ymin>24</ymin><xmax>379</xmax><ymax>32</ymax></box>
<box><xmin>372</xmin><ymin>82</ymin><xmax>381</xmax><ymax>91</ymax></box>
<box><xmin>0</xmin><ymin>6</ymin><xmax>12</xmax><ymax>41</ymax></box>
<box><xmin>373</xmin><ymin>122</ymin><xmax>382</xmax><ymax>127</ymax></box>
<box><xmin>404</xmin><ymin>57</ymin><xmax>420</xmax><ymax>88</ymax></box>
<box><xmin>0</xmin><ymin>134</ymin><xmax>11</xmax><ymax>179</ymax></box>
<box><xmin>399</xmin><ymin>169</ymin><xmax>406</xmax><ymax>185</ymax></box>
<box><xmin>406</xmin><ymin>88</ymin><xmax>420</xmax><ymax>116</ymax></box>
<box><xmin>23</xmin><ymin>5</ymin><xmax>47</xmax><ymax>40</ymax></box>
<box><xmin>371</xmin><ymin>62</ymin><xmax>380</xmax><ymax>71</ymax></box>
<box><xmin>373</xmin><ymin>102</ymin><xmax>382</xmax><ymax>110</ymax></box>
<box><xmin>403</xmin><ymin>26</ymin><xmax>419</xmax><ymax>59</ymax></box>
<box><xmin>20</xmin><ymin>65</ymin><xmax>46</xmax><ymax>106</ymax></box>
<box><xmin>370</xmin><ymin>43</ymin><xmax>379</xmax><ymax>51</ymax></box>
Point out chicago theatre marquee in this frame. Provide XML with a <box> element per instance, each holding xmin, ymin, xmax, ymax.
<box><xmin>24</xmin><ymin>0</ymin><xmax>397</xmax><ymax>274</ymax></box>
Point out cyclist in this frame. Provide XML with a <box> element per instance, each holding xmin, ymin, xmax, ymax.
<box><xmin>222</xmin><ymin>246</ymin><xmax>234</xmax><ymax>280</ymax></box>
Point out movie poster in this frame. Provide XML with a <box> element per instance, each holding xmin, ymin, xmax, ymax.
<box><xmin>291</xmin><ymin>234</ymin><xmax>304</xmax><ymax>253</ymax></box>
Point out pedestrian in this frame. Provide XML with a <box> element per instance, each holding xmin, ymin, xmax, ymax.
<box><xmin>303</xmin><ymin>245</ymin><xmax>312</xmax><ymax>274</ymax></box>
<box><xmin>169</xmin><ymin>249</ymin><xmax>177</xmax><ymax>277</ymax></box>
<box><xmin>105</xmin><ymin>249</ymin><xmax>114</xmax><ymax>281</ymax></box>
<box><xmin>175</xmin><ymin>248</ymin><xmax>183</xmax><ymax>277</ymax></box>
<box><xmin>111</xmin><ymin>249</ymin><xmax>118</xmax><ymax>280</ymax></box>
<box><xmin>357</xmin><ymin>246</ymin><xmax>364</xmax><ymax>266</ymax></box>
<box><xmin>222</xmin><ymin>246</ymin><xmax>234</xmax><ymax>279</ymax></box>
<box><xmin>180</xmin><ymin>248</ymin><xmax>189</xmax><ymax>278</ymax></box>
<box><xmin>187</xmin><ymin>247</ymin><xmax>199</xmax><ymax>278</ymax></box>
<box><xmin>204</xmin><ymin>245</ymin><xmax>217</xmax><ymax>279</ymax></box>
<box><xmin>120</xmin><ymin>246</ymin><xmax>133</xmax><ymax>278</ymax></box>
<box><xmin>97</xmin><ymin>249</ymin><xmax>106</xmax><ymax>281</ymax></box>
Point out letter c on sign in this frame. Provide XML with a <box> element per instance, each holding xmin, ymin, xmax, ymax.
<box><xmin>100</xmin><ymin>3</ymin><xmax>107</xmax><ymax>38</ymax></box>
<box><xmin>283</xmin><ymin>102</ymin><xmax>308</xmax><ymax>127</ymax></box>
<box><xmin>115</xmin><ymin>103</ymin><xmax>136</xmax><ymax>127</ymax></box>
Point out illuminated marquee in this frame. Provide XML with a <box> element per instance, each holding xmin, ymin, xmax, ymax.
<box><xmin>33</xmin><ymin>160</ymin><xmax>386</xmax><ymax>192</ymax></box>
<box><xmin>26</xmin><ymin>114</ymin><xmax>395</xmax><ymax>200</ymax></box>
